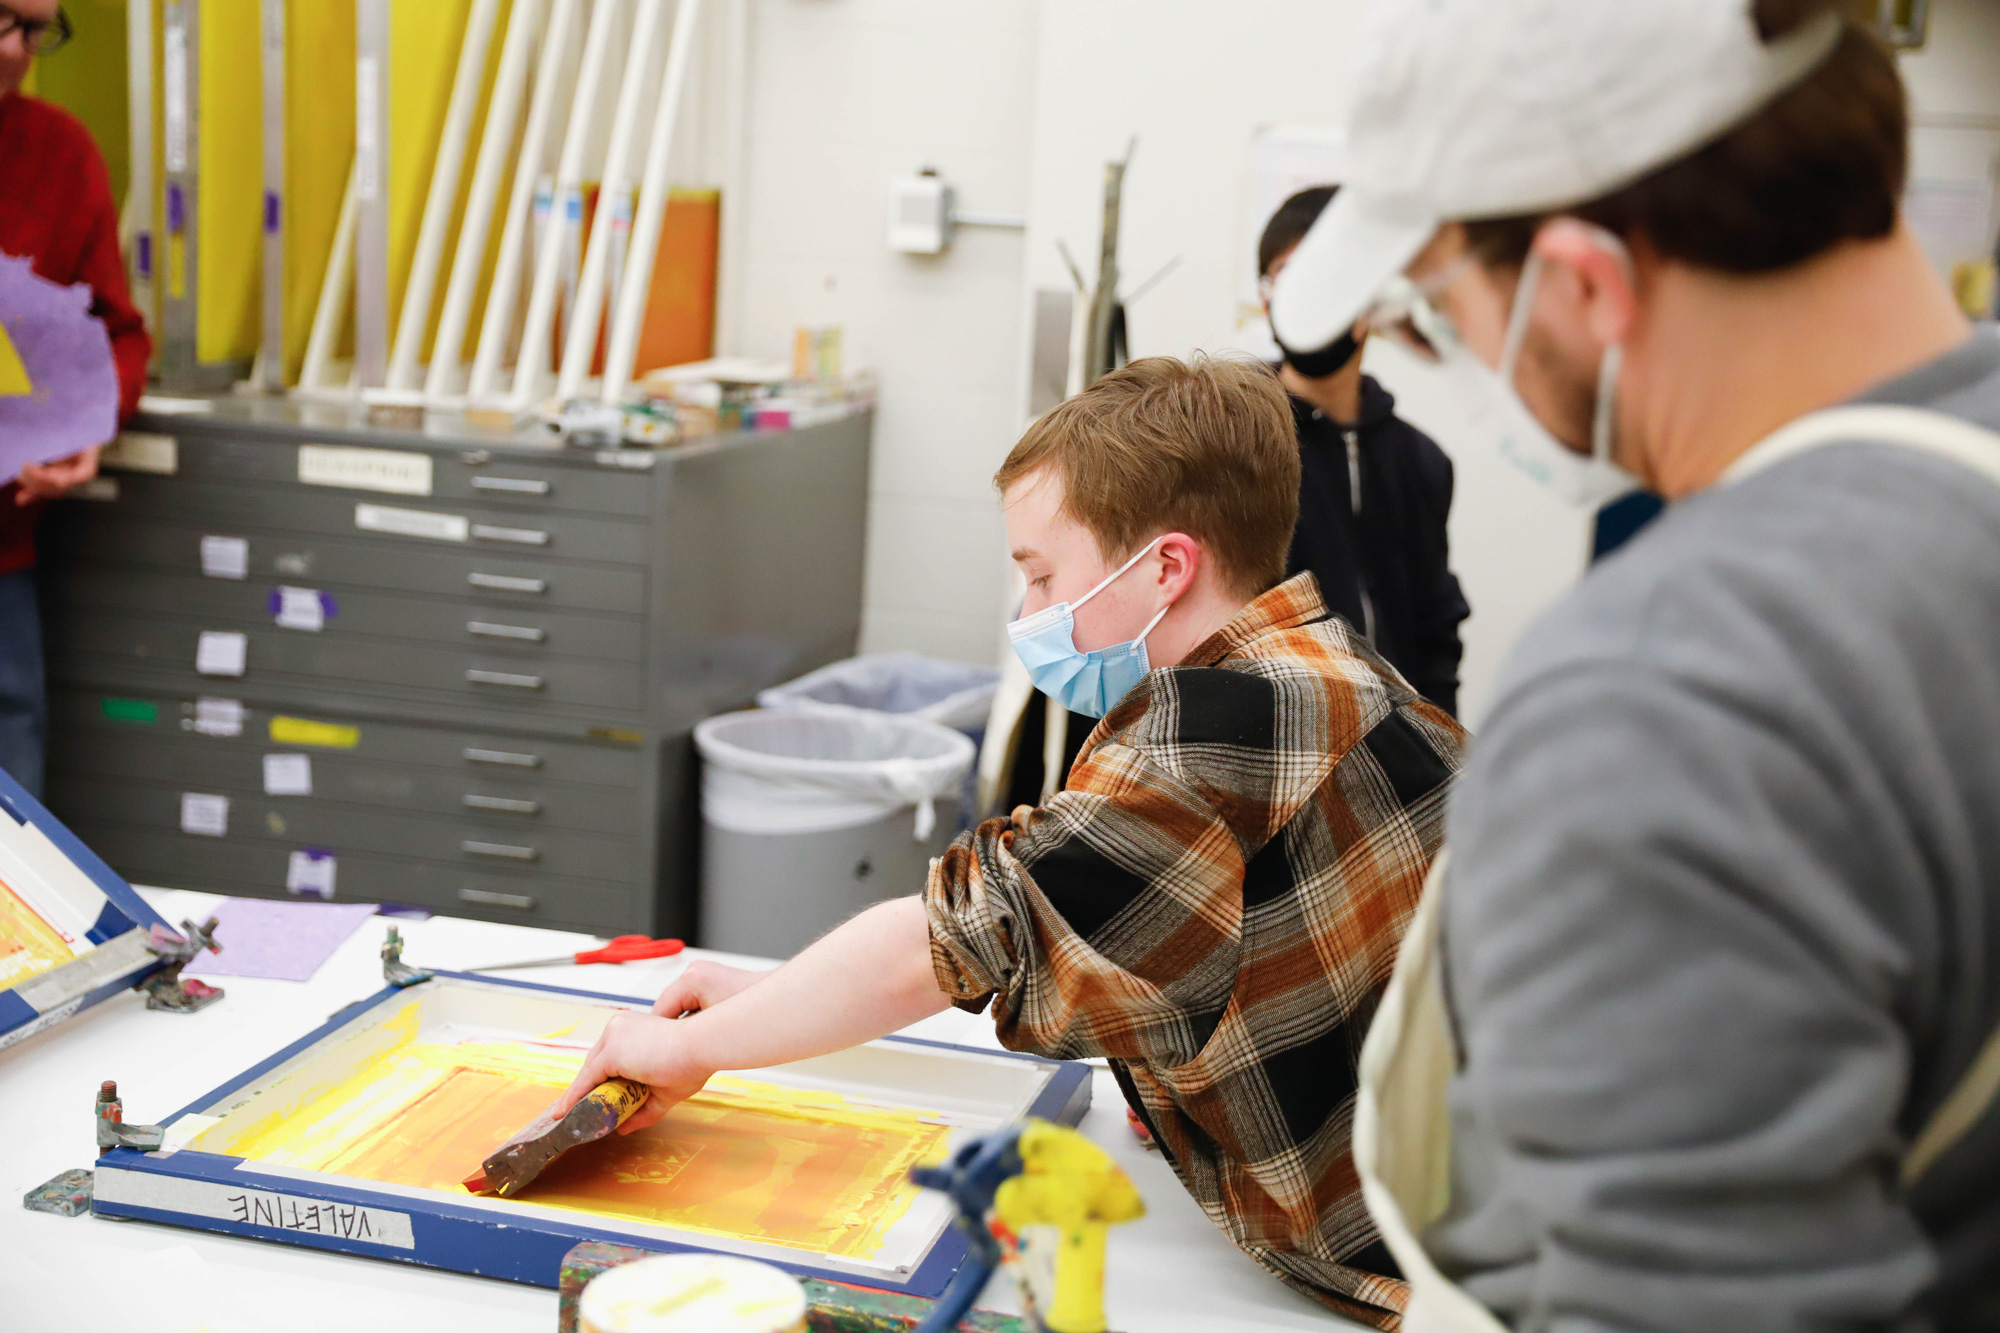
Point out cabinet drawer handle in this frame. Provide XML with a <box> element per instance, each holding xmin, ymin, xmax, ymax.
<box><xmin>466</xmin><ymin>669</ymin><xmax>544</xmax><ymax>690</ymax></box>
<box><xmin>472</xmin><ymin>476</ymin><xmax>551</xmax><ymax>495</ymax></box>
<box><xmin>463</xmin><ymin>793</ymin><xmax>541</xmax><ymax>815</ymax></box>
<box><xmin>471</xmin><ymin>523</ymin><xmax>549</xmax><ymax>546</ymax></box>
<box><xmin>463</xmin><ymin>746</ymin><xmax>541</xmax><ymax>767</ymax></box>
<box><xmin>468</xmin><ymin>572</ymin><xmax>546</xmax><ymax>594</ymax></box>
<box><xmin>463</xmin><ymin>839</ymin><xmax>539</xmax><ymax>861</ymax></box>
<box><xmin>467</xmin><ymin>621</ymin><xmax>546</xmax><ymax>643</ymax></box>
<box><xmin>459</xmin><ymin>887</ymin><xmax>536</xmax><ymax>911</ymax></box>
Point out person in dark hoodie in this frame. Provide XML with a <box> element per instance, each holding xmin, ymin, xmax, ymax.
<box><xmin>1259</xmin><ymin>185</ymin><xmax>1469</xmax><ymax>715</ymax></box>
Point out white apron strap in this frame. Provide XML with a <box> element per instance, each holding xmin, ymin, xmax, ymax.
<box><xmin>1354</xmin><ymin>847</ymin><xmax>1510</xmax><ymax>1333</ymax></box>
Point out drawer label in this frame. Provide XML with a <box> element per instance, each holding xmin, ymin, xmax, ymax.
<box><xmin>180</xmin><ymin>793</ymin><xmax>229</xmax><ymax>837</ymax></box>
<box><xmin>201</xmin><ymin>534</ymin><xmax>249</xmax><ymax>580</ymax></box>
<box><xmin>288</xmin><ymin>848</ymin><xmax>336</xmax><ymax>899</ymax></box>
<box><xmin>269</xmin><ymin>716</ymin><xmax>359</xmax><ymax>749</ymax></box>
<box><xmin>101</xmin><ymin>697</ymin><xmax>158</xmax><ymax>725</ymax></box>
<box><xmin>196</xmin><ymin>630</ymin><xmax>247</xmax><ymax>677</ymax></box>
<box><xmin>264</xmin><ymin>753</ymin><xmax>313</xmax><ymax>796</ymax></box>
<box><xmin>103</xmin><ymin>432</ymin><xmax>178</xmax><ymax>475</ymax></box>
<box><xmin>354</xmin><ymin>503</ymin><xmax>469</xmax><ymax>543</ymax></box>
<box><xmin>195</xmin><ymin>697</ymin><xmax>244</xmax><ymax>737</ymax></box>
<box><xmin>299</xmin><ymin>444</ymin><xmax>433</xmax><ymax>496</ymax></box>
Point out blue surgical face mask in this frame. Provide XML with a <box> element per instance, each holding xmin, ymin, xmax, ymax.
<box><xmin>1007</xmin><ymin>537</ymin><xmax>1172</xmax><ymax>718</ymax></box>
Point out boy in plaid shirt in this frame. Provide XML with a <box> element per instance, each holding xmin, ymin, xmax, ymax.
<box><xmin>561</xmin><ymin>356</ymin><xmax>1463</xmax><ymax>1326</ymax></box>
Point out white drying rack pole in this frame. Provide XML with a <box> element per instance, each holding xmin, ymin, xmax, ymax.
<box><xmin>600</xmin><ymin>0</ymin><xmax>705</xmax><ymax>408</ymax></box>
<box><xmin>464</xmin><ymin>0</ymin><xmax>581</xmax><ymax>408</ymax></box>
<box><xmin>423</xmin><ymin>0</ymin><xmax>548</xmax><ymax>406</ymax></box>
<box><xmin>382</xmin><ymin>0</ymin><xmax>501</xmax><ymax>396</ymax></box>
<box><xmin>510</xmin><ymin>0</ymin><xmax>625</xmax><ymax>412</ymax></box>
<box><xmin>552</xmin><ymin>0</ymin><xmax>670</xmax><ymax>407</ymax></box>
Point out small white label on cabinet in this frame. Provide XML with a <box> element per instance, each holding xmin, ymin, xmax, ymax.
<box><xmin>195</xmin><ymin>631</ymin><xmax>247</xmax><ymax>677</ymax></box>
<box><xmin>273</xmin><ymin>586</ymin><xmax>328</xmax><ymax>632</ymax></box>
<box><xmin>287</xmin><ymin>849</ymin><xmax>336</xmax><ymax>899</ymax></box>
<box><xmin>103</xmin><ymin>432</ymin><xmax>178</xmax><ymax>475</ymax></box>
<box><xmin>180</xmin><ymin>793</ymin><xmax>229</xmax><ymax>837</ymax></box>
<box><xmin>200</xmin><ymin>535</ymin><xmax>248</xmax><ymax>580</ymax></box>
<box><xmin>354</xmin><ymin>503</ymin><xmax>469</xmax><ymax>543</ymax></box>
<box><xmin>299</xmin><ymin>444</ymin><xmax>433</xmax><ymax>496</ymax></box>
<box><xmin>263</xmin><ymin>753</ymin><xmax>313</xmax><ymax>796</ymax></box>
<box><xmin>193</xmin><ymin>697</ymin><xmax>243</xmax><ymax>737</ymax></box>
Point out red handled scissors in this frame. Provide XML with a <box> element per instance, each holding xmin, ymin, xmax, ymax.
<box><xmin>466</xmin><ymin>934</ymin><xmax>685</xmax><ymax>972</ymax></box>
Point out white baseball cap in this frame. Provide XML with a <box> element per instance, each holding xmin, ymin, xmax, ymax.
<box><xmin>1269</xmin><ymin>0</ymin><xmax>1845</xmax><ymax>355</ymax></box>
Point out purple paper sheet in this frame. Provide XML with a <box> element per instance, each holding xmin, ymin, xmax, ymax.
<box><xmin>0</xmin><ymin>252</ymin><xmax>118</xmax><ymax>473</ymax></box>
<box><xmin>183</xmin><ymin>898</ymin><xmax>380</xmax><ymax>982</ymax></box>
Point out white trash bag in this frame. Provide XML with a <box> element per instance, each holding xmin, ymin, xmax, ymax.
<box><xmin>694</xmin><ymin>710</ymin><xmax>976</xmax><ymax>841</ymax></box>
<box><xmin>755</xmin><ymin>653</ymin><xmax>1000</xmax><ymax>732</ymax></box>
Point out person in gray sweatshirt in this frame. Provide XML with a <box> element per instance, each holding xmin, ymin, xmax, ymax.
<box><xmin>1267</xmin><ymin>0</ymin><xmax>1999</xmax><ymax>1328</ymax></box>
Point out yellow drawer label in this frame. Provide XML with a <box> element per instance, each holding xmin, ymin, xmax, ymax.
<box><xmin>269</xmin><ymin>716</ymin><xmax>360</xmax><ymax>750</ymax></box>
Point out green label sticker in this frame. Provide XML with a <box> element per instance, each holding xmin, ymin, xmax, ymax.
<box><xmin>101</xmin><ymin>698</ymin><xmax>158</xmax><ymax>725</ymax></box>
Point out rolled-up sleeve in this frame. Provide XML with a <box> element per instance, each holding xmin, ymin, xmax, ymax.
<box><xmin>924</xmin><ymin>739</ymin><xmax>1244</xmax><ymax>1065</ymax></box>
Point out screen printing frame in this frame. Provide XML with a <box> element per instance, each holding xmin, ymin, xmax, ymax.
<box><xmin>0</xmin><ymin>764</ymin><xmax>169</xmax><ymax>1051</ymax></box>
<box><xmin>92</xmin><ymin>971</ymin><xmax>1094</xmax><ymax>1294</ymax></box>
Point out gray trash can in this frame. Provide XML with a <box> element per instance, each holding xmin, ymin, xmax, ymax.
<box><xmin>694</xmin><ymin>710</ymin><xmax>976</xmax><ymax>958</ymax></box>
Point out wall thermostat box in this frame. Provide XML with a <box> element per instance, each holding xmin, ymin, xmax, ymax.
<box><xmin>888</xmin><ymin>171</ymin><xmax>955</xmax><ymax>255</ymax></box>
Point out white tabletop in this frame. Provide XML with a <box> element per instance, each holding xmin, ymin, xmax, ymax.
<box><xmin>0</xmin><ymin>890</ymin><xmax>1359</xmax><ymax>1332</ymax></box>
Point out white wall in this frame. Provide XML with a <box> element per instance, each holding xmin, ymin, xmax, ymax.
<box><xmin>723</xmin><ymin>0</ymin><xmax>1037</xmax><ymax>663</ymax></box>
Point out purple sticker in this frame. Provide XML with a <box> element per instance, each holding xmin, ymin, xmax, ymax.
<box><xmin>166</xmin><ymin>185</ymin><xmax>185</xmax><ymax>233</ymax></box>
<box><xmin>136</xmin><ymin>233</ymin><xmax>153</xmax><ymax>279</ymax></box>
<box><xmin>265</xmin><ymin>588</ymin><xmax>282</xmax><ymax>616</ymax></box>
<box><xmin>375</xmin><ymin>902</ymin><xmax>433</xmax><ymax>921</ymax></box>
<box><xmin>264</xmin><ymin>191</ymin><xmax>280</xmax><ymax>234</ymax></box>
<box><xmin>319</xmin><ymin>591</ymin><xmax>338</xmax><ymax>619</ymax></box>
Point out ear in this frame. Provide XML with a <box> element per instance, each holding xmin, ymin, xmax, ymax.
<box><xmin>1531</xmin><ymin>218</ymin><xmax>1640</xmax><ymax>348</ymax></box>
<box><xmin>1153</xmin><ymin>533</ymin><xmax>1203</xmax><ymax>601</ymax></box>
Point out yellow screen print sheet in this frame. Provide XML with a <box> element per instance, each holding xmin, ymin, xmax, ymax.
<box><xmin>0</xmin><ymin>874</ymin><xmax>78</xmax><ymax>989</ymax></box>
<box><xmin>224</xmin><ymin>1010</ymin><xmax>953</xmax><ymax>1260</ymax></box>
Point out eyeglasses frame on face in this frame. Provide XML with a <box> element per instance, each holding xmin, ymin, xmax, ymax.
<box><xmin>1360</xmin><ymin>251</ymin><xmax>1484</xmax><ymax>364</ymax></box>
<box><xmin>0</xmin><ymin>5</ymin><xmax>72</xmax><ymax>55</ymax></box>
<box><xmin>1258</xmin><ymin>247</ymin><xmax>1478</xmax><ymax>364</ymax></box>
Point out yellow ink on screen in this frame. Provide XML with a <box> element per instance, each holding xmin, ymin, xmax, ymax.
<box><xmin>0</xmin><ymin>875</ymin><xmax>76</xmax><ymax>988</ymax></box>
<box><xmin>219</xmin><ymin>1024</ymin><xmax>952</xmax><ymax>1260</ymax></box>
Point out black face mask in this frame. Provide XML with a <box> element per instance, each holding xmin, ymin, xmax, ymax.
<box><xmin>1275</xmin><ymin>323</ymin><xmax>1361</xmax><ymax>380</ymax></box>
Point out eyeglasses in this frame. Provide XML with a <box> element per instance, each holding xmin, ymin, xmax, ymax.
<box><xmin>0</xmin><ymin>6</ymin><xmax>72</xmax><ymax>55</ymax></box>
<box><xmin>1262</xmin><ymin>251</ymin><xmax>1478</xmax><ymax>365</ymax></box>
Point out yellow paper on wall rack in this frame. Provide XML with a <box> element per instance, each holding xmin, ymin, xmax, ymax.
<box><xmin>388</xmin><ymin>0</ymin><xmax>519</xmax><ymax>366</ymax></box>
<box><xmin>280</xmin><ymin>0</ymin><xmax>357</xmax><ymax>381</ymax></box>
<box><xmin>195</xmin><ymin>0</ymin><xmax>261</xmax><ymax>368</ymax></box>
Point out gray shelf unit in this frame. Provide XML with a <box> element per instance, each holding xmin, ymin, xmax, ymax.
<box><xmin>36</xmin><ymin>399</ymin><xmax>872</xmax><ymax>938</ymax></box>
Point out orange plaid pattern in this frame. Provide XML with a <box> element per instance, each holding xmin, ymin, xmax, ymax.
<box><xmin>927</xmin><ymin>574</ymin><xmax>1463</xmax><ymax>1327</ymax></box>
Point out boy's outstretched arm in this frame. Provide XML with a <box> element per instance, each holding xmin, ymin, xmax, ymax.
<box><xmin>552</xmin><ymin>896</ymin><xmax>950</xmax><ymax>1132</ymax></box>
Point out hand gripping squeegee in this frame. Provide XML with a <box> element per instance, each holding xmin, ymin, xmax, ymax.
<box><xmin>463</xmin><ymin>1077</ymin><xmax>650</xmax><ymax>1197</ymax></box>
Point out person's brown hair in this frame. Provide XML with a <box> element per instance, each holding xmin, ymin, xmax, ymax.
<box><xmin>1463</xmin><ymin>0</ymin><xmax>1906</xmax><ymax>273</ymax></box>
<box><xmin>994</xmin><ymin>356</ymin><xmax>1300</xmax><ymax>598</ymax></box>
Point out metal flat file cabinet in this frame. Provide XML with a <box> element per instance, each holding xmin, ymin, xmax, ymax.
<box><xmin>37</xmin><ymin>400</ymin><xmax>873</xmax><ymax>938</ymax></box>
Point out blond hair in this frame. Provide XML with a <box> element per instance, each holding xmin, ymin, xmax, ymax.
<box><xmin>994</xmin><ymin>355</ymin><xmax>1300</xmax><ymax>597</ymax></box>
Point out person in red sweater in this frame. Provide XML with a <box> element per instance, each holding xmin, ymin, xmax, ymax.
<box><xmin>1</xmin><ymin>1</ymin><xmax>152</xmax><ymax>794</ymax></box>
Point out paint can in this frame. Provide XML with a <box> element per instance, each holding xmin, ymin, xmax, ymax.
<box><xmin>578</xmin><ymin>1254</ymin><xmax>808</xmax><ymax>1333</ymax></box>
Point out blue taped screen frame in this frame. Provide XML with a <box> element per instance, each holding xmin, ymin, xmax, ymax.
<box><xmin>94</xmin><ymin>973</ymin><xmax>1094</xmax><ymax>1294</ymax></box>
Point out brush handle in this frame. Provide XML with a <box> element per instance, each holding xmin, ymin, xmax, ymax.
<box><xmin>473</xmin><ymin>1077</ymin><xmax>652</xmax><ymax>1197</ymax></box>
